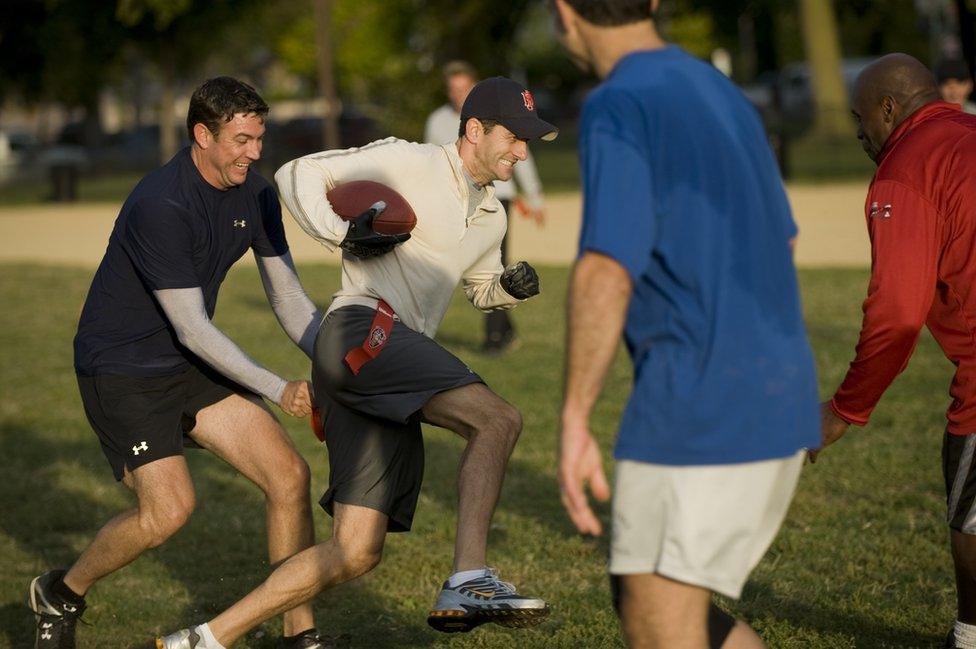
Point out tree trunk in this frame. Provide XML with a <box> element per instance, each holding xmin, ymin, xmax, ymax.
<box><xmin>313</xmin><ymin>0</ymin><xmax>341</xmax><ymax>150</ymax></box>
<box><xmin>159</xmin><ymin>66</ymin><xmax>178</xmax><ymax>165</ymax></box>
<box><xmin>799</xmin><ymin>0</ymin><xmax>853</xmax><ymax>137</ymax></box>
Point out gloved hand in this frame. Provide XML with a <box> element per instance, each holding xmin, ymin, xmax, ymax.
<box><xmin>340</xmin><ymin>201</ymin><xmax>411</xmax><ymax>259</ymax></box>
<box><xmin>500</xmin><ymin>260</ymin><xmax>540</xmax><ymax>299</ymax></box>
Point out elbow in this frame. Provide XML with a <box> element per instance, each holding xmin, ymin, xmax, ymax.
<box><xmin>173</xmin><ymin>324</ymin><xmax>202</xmax><ymax>353</ymax></box>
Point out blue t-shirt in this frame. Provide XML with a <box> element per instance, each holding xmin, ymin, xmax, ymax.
<box><xmin>74</xmin><ymin>147</ymin><xmax>288</xmax><ymax>377</ymax></box>
<box><xmin>578</xmin><ymin>47</ymin><xmax>819</xmax><ymax>465</ymax></box>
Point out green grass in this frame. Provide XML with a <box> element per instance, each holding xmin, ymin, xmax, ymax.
<box><xmin>0</xmin><ymin>264</ymin><xmax>955</xmax><ymax>648</ymax></box>
<box><xmin>0</xmin><ymin>173</ymin><xmax>146</xmax><ymax>206</ymax></box>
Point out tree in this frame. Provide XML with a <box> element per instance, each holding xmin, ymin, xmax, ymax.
<box><xmin>799</xmin><ymin>0</ymin><xmax>852</xmax><ymax>136</ymax></box>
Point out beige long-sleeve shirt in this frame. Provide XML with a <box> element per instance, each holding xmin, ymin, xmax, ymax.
<box><xmin>275</xmin><ymin>137</ymin><xmax>521</xmax><ymax>337</ymax></box>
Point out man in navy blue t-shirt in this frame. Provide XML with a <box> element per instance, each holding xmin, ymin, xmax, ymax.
<box><xmin>27</xmin><ymin>78</ymin><xmax>332</xmax><ymax>649</ymax></box>
<box><xmin>551</xmin><ymin>1</ymin><xmax>819</xmax><ymax>647</ymax></box>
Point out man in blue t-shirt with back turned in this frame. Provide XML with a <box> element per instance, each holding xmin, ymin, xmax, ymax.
<box><xmin>551</xmin><ymin>1</ymin><xmax>819</xmax><ymax>647</ymax></box>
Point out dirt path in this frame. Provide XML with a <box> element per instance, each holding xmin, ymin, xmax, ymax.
<box><xmin>0</xmin><ymin>183</ymin><xmax>870</xmax><ymax>268</ymax></box>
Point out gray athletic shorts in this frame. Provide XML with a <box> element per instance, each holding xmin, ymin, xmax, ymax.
<box><xmin>312</xmin><ymin>306</ymin><xmax>483</xmax><ymax>532</ymax></box>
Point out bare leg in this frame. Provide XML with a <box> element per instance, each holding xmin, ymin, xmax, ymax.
<box><xmin>208</xmin><ymin>503</ymin><xmax>388</xmax><ymax>646</ymax></box>
<box><xmin>617</xmin><ymin>573</ymin><xmax>765</xmax><ymax>649</ymax></box>
<box><xmin>189</xmin><ymin>394</ymin><xmax>317</xmax><ymax>637</ymax></box>
<box><xmin>421</xmin><ymin>383</ymin><xmax>521</xmax><ymax>571</ymax></box>
<box><xmin>63</xmin><ymin>456</ymin><xmax>195</xmax><ymax>595</ymax></box>
<box><xmin>952</xmin><ymin>530</ymin><xmax>976</xmax><ymax>624</ymax></box>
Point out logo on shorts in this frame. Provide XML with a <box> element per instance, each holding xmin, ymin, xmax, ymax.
<box><xmin>521</xmin><ymin>90</ymin><xmax>535</xmax><ymax>112</ymax></box>
<box><xmin>869</xmin><ymin>201</ymin><xmax>892</xmax><ymax>219</ymax></box>
<box><xmin>233</xmin><ymin>219</ymin><xmax>247</xmax><ymax>228</ymax></box>
<box><xmin>132</xmin><ymin>441</ymin><xmax>149</xmax><ymax>456</ymax></box>
<box><xmin>367</xmin><ymin>326</ymin><xmax>387</xmax><ymax>349</ymax></box>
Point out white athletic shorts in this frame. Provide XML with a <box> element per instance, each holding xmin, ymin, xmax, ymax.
<box><xmin>609</xmin><ymin>450</ymin><xmax>805</xmax><ymax>599</ymax></box>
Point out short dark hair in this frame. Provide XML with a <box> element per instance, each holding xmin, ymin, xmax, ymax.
<box><xmin>458</xmin><ymin>118</ymin><xmax>499</xmax><ymax>139</ymax></box>
<box><xmin>935</xmin><ymin>58</ymin><xmax>973</xmax><ymax>84</ymax></box>
<box><xmin>551</xmin><ymin>0</ymin><xmax>653</xmax><ymax>27</ymax></box>
<box><xmin>186</xmin><ymin>76</ymin><xmax>269</xmax><ymax>143</ymax></box>
<box><xmin>443</xmin><ymin>60</ymin><xmax>479</xmax><ymax>82</ymax></box>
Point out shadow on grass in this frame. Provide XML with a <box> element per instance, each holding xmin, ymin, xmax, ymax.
<box><xmin>0</xmin><ymin>420</ymin><xmax>451</xmax><ymax>648</ymax></box>
<box><xmin>737</xmin><ymin>580</ymin><xmax>944</xmax><ymax>649</ymax></box>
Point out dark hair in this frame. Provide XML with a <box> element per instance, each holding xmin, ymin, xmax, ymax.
<box><xmin>186</xmin><ymin>76</ymin><xmax>269</xmax><ymax>143</ymax></box>
<box><xmin>458</xmin><ymin>118</ymin><xmax>499</xmax><ymax>139</ymax></box>
<box><xmin>551</xmin><ymin>0</ymin><xmax>653</xmax><ymax>27</ymax></box>
<box><xmin>934</xmin><ymin>58</ymin><xmax>973</xmax><ymax>84</ymax></box>
<box><xmin>443</xmin><ymin>60</ymin><xmax>479</xmax><ymax>82</ymax></box>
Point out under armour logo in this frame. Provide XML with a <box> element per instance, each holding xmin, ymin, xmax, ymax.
<box><xmin>869</xmin><ymin>201</ymin><xmax>892</xmax><ymax>219</ymax></box>
<box><xmin>41</xmin><ymin>623</ymin><xmax>53</xmax><ymax>639</ymax></box>
<box><xmin>233</xmin><ymin>219</ymin><xmax>247</xmax><ymax>228</ymax></box>
<box><xmin>132</xmin><ymin>441</ymin><xmax>149</xmax><ymax>455</ymax></box>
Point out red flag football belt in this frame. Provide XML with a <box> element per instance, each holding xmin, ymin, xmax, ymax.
<box><xmin>344</xmin><ymin>299</ymin><xmax>395</xmax><ymax>376</ymax></box>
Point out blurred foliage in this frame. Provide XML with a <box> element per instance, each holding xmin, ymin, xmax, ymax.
<box><xmin>0</xmin><ymin>0</ymin><xmax>959</xmax><ymax>151</ymax></box>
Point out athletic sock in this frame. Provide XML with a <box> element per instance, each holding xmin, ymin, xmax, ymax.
<box><xmin>52</xmin><ymin>575</ymin><xmax>86</xmax><ymax>607</ymax></box>
<box><xmin>447</xmin><ymin>568</ymin><xmax>489</xmax><ymax>588</ymax></box>
<box><xmin>955</xmin><ymin>620</ymin><xmax>976</xmax><ymax>649</ymax></box>
<box><xmin>195</xmin><ymin>623</ymin><xmax>227</xmax><ymax>649</ymax></box>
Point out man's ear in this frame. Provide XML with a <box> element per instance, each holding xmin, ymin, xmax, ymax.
<box><xmin>553</xmin><ymin>0</ymin><xmax>577</xmax><ymax>36</ymax></box>
<box><xmin>463</xmin><ymin>117</ymin><xmax>483</xmax><ymax>144</ymax></box>
<box><xmin>880</xmin><ymin>95</ymin><xmax>896</xmax><ymax>124</ymax></box>
<box><xmin>192</xmin><ymin>123</ymin><xmax>213</xmax><ymax>149</ymax></box>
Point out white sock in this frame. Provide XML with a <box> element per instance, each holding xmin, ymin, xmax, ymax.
<box><xmin>955</xmin><ymin>620</ymin><xmax>976</xmax><ymax>649</ymax></box>
<box><xmin>448</xmin><ymin>568</ymin><xmax>489</xmax><ymax>588</ymax></box>
<box><xmin>195</xmin><ymin>623</ymin><xmax>227</xmax><ymax>649</ymax></box>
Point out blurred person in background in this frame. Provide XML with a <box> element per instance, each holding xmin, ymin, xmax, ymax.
<box><xmin>425</xmin><ymin>60</ymin><xmax>547</xmax><ymax>354</ymax></box>
<box><xmin>935</xmin><ymin>58</ymin><xmax>976</xmax><ymax>114</ymax></box>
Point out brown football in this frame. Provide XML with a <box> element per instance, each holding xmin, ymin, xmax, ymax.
<box><xmin>326</xmin><ymin>180</ymin><xmax>417</xmax><ymax>236</ymax></box>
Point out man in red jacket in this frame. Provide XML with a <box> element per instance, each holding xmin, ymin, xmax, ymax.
<box><xmin>815</xmin><ymin>53</ymin><xmax>976</xmax><ymax>649</ymax></box>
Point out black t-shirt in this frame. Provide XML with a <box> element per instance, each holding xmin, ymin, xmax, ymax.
<box><xmin>74</xmin><ymin>147</ymin><xmax>288</xmax><ymax>377</ymax></box>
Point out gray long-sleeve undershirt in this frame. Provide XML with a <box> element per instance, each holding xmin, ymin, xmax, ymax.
<box><xmin>153</xmin><ymin>251</ymin><xmax>322</xmax><ymax>405</ymax></box>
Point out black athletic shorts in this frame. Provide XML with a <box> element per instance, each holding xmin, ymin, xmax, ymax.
<box><xmin>943</xmin><ymin>430</ymin><xmax>976</xmax><ymax>533</ymax></box>
<box><xmin>312</xmin><ymin>305</ymin><xmax>483</xmax><ymax>532</ymax></box>
<box><xmin>77</xmin><ymin>362</ymin><xmax>251</xmax><ymax>481</ymax></box>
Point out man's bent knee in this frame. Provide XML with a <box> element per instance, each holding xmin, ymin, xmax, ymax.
<box><xmin>139</xmin><ymin>498</ymin><xmax>194</xmax><ymax>548</ymax></box>
<box><xmin>265</xmin><ymin>453</ymin><xmax>312</xmax><ymax>503</ymax></box>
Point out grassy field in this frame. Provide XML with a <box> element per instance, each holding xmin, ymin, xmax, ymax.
<box><xmin>0</xmin><ymin>264</ymin><xmax>955</xmax><ymax>648</ymax></box>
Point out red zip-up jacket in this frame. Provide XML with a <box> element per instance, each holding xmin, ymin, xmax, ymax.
<box><xmin>831</xmin><ymin>101</ymin><xmax>976</xmax><ymax>434</ymax></box>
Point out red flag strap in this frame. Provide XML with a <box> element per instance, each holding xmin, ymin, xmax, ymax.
<box><xmin>344</xmin><ymin>299</ymin><xmax>395</xmax><ymax>375</ymax></box>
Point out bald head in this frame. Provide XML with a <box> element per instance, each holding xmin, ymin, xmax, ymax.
<box><xmin>851</xmin><ymin>53</ymin><xmax>941</xmax><ymax>163</ymax></box>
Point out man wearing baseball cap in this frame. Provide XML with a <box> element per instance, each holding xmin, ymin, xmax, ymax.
<box><xmin>461</xmin><ymin>77</ymin><xmax>559</xmax><ymax>143</ymax></box>
<box><xmin>158</xmin><ymin>77</ymin><xmax>556</xmax><ymax>647</ymax></box>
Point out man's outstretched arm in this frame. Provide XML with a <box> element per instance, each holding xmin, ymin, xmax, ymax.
<box><xmin>154</xmin><ymin>287</ymin><xmax>311</xmax><ymax>417</ymax></box>
<box><xmin>254</xmin><ymin>251</ymin><xmax>323</xmax><ymax>358</ymax></box>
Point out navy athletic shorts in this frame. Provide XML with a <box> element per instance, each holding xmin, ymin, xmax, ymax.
<box><xmin>312</xmin><ymin>305</ymin><xmax>483</xmax><ymax>532</ymax></box>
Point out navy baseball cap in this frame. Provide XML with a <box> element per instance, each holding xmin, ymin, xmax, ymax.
<box><xmin>461</xmin><ymin>77</ymin><xmax>558</xmax><ymax>142</ymax></box>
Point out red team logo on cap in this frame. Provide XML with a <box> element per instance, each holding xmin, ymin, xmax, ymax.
<box><xmin>522</xmin><ymin>90</ymin><xmax>535</xmax><ymax>111</ymax></box>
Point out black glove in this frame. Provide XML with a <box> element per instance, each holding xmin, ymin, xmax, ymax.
<box><xmin>340</xmin><ymin>201</ymin><xmax>411</xmax><ymax>259</ymax></box>
<box><xmin>500</xmin><ymin>261</ymin><xmax>540</xmax><ymax>299</ymax></box>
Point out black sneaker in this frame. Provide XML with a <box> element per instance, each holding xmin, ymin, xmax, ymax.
<box><xmin>27</xmin><ymin>570</ymin><xmax>86</xmax><ymax>649</ymax></box>
<box><xmin>946</xmin><ymin>630</ymin><xmax>959</xmax><ymax>649</ymax></box>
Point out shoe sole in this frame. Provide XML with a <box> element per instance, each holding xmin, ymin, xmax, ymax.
<box><xmin>427</xmin><ymin>605</ymin><xmax>549</xmax><ymax>633</ymax></box>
